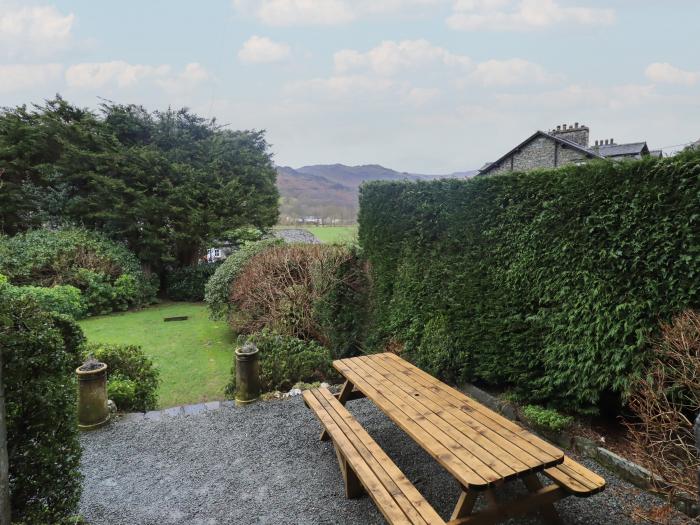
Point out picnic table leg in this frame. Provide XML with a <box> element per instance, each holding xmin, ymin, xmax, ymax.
<box><xmin>320</xmin><ymin>380</ymin><xmax>354</xmax><ymax>441</ymax></box>
<box><xmin>333</xmin><ymin>445</ymin><xmax>364</xmax><ymax>499</ymax></box>
<box><xmin>450</xmin><ymin>487</ymin><xmax>478</xmax><ymax>520</ymax></box>
<box><xmin>522</xmin><ymin>474</ymin><xmax>562</xmax><ymax>525</ymax></box>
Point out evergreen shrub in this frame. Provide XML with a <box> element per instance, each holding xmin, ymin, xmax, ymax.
<box><xmin>0</xmin><ymin>274</ymin><xmax>86</xmax><ymax>318</ymax></box>
<box><xmin>225</xmin><ymin>330</ymin><xmax>334</xmax><ymax>394</ymax></box>
<box><xmin>0</xmin><ymin>228</ymin><xmax>157</xmax><ymax>315</ymax></box>
<box><xmin>83</xmin><ymin>342</ymin><xmax>160</xmax><ymax>411</ymax></box>
<box><xmin>358</xmin><ymin>150</ymin><xmax>700</xmax><ymax>412</ymax></box>
<box><xmin>0</xmin><ymin>287</ymin><xmax>84</xmax><ymax>523</ymax></box>
<box><xmin>165</xmin><ymin>261</ymin><xmax>221</xmax><ymax>301</ymax></box>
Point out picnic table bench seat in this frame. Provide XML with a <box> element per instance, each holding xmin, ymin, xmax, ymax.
<box><xmin>303</xmin><ymin>387</ymin><xmax>447</xmax><ymax>525</ymax></box>
<box><xmin>543</xmin><ymin>457</ymin><xmax>606</xmax><ymax>497</ymax></box>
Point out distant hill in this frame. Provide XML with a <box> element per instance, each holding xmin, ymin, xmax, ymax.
<box><xmin>277</xmin><ymin>163</ymin><xmax>476</xmax><ymax>223</ymax></box>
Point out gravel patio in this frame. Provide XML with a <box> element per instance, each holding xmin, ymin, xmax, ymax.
<box><xmin>80</xmin><ymin>396</ymin><xmax>687</xmax><ymax>525</ymax></box>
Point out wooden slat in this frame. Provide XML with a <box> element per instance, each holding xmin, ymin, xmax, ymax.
<box><xmin>313</xmin><ymin>390</ymin><xmax>426</xmax><ymax>524</ymax></box>
<box><xmin>370</xmin><ymin>354</ymin><xmax>552</xmax><ymax>470</ymax></box>
<box><xmin>314</xmin><ymin>389</ymin><xmax>445</xmax><ymax>525</ymax></box>
<box><xmin>376</xmin><ymin>353</ymin><xmax>563</xmax><ymax>464</ymax></box>
<box><xmin>349</xmin><ymin>356</ymin><xmax>518</xmax><ymax>480</ymax></box>
<box><xmin>544</xmin><ymin>458</ymin><xmax>606</xmax><ymax>496</ymax></box>
<box><xmin>363</xmin><ymin>355</ymin><xmax>544</xmax><ymax>473</ymax></box>
<box><xmin>303</xmin><ymin>390</ymin><xmax>412</xmax><ymax>524</ymax></box>
<box><xmin>335</xmin><ymin>360</ymin><xmax>497</xmax><ymax>489</ymax></box>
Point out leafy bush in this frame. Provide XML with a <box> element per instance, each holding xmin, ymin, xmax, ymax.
<box><xmin>165</xmin><ymin>261</ymin><xmax>222</xmax><ymax>301</ymax></box>
<box><xmin>226</xmin><ymin>331</ymin><xmax>335</xmax><ymax>394</ymax></box>
<box><xmin>0</xmin><ymin>275</ymin><xmax>87</xmax><ymax>318</ymax></box>
<box><xmin>626</xmin><ymin>310</ymin><xmax>700</xmax><ymax>498</ymax></box>
<box><xmin>106</xmin><ymin>373</ymin><xmax>138</xmax><ymax>411</ymax></box>
<box><xmin>521</xmin><ymin>405</ymin><xmax>573</xmax><ymax>433</ymax></box>
<box><xmin>0</xmin><ymin>286</ymin><xmax>84</xmax><ymax>523</ymax></box>
<box><xmin>82</xmin><ymin>342</ymin><xmax>160</xmax><ymax>411</ymax></box>
<box><xmin>359</xmin><ymin>150</ymin><xmax>700</xmax><ymax>412</ymax></box>
<box><xmin>204</xmin><ymin>238</ymin><xmax>282</xmax><ymax>320</ymax></box>
<box><xmin>229</xmin><ymin>244</ymin><xmax>368</xmax><ymax>358</ymax></box>
<box><xmin>0</xmin><ymin>228</ymin><xmax>157</xmax><ymax>315</ymax></box>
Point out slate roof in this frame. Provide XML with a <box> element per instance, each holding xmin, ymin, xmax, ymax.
<box><xmin>594</xmin><ymin>142</ymin><xmax>649</xmax><ymax>158</ymax></box>
<box><xmin>478</xmin><ymin>130</ymin><xmax>603</xmax><ymax>175</ymax></box>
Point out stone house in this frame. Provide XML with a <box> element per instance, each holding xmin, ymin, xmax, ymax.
<box><xmin>478</xmin><ymin>123</ymin><xmax>659</xmax><ymax>176</ymax></box>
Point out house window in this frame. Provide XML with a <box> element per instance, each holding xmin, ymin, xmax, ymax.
<box><xmin>214</xmin><ymin>249</ymin><xmax>220</xmax><ymax>257</ymax></box>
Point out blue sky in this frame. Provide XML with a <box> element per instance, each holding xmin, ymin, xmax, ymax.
<box><xmin>1</xmin><ymin>0</ymin><xmax>699</xmax><ymax>172</ymax></box>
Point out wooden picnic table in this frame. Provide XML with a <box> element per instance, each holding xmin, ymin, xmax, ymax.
<box><xmin>331</xmin><ymin>352</ymin><xmax>568</xmax><ymax>523</ymax></box>
<box><xmin>306</xmin><ymin>352</ymin><xmax>605</xmax><ymax>524</ymax></box>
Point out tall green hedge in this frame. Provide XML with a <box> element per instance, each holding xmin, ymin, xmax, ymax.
<box><xmin>358</xmin><ymin>151</ymin><xmax>700</xmax><ymax>412</ymax></box>
<box><xmin>0</xmin><ymin>289</ymin><xmax>84</xmax><ymax>522</ymax></box>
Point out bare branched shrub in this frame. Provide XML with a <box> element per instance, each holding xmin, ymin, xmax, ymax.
<box><xmin>626</xmin><ymin>310</ymin><xmax>700</xmax><ymax>498</ymax></box>
<box><xmin>229</xmin><ymin>245</ymin><xmax>360</xmax><ymax>346</ymax></box>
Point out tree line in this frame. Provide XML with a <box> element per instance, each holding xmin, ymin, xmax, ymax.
<box><xmin>0</xmin><ymin>96</ymin><xmax>279</xmax><ymax>279</ymax></box>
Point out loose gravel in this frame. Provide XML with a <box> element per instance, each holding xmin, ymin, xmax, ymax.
<box><xmin>80</xmin><ymin>397</ymin><xmax>688</xmax><ymax>525</ymax></box>
<box><xmin>273</xmin><ymin>229</ymin><xmax>320</xmax><ymax>244</ymax></box>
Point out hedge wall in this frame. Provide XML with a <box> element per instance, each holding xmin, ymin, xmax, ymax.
<box><xmin>0</xmin><ymin>291</ymin><xmax>84</xmax><ymax>522</ymax></box>
<box><xmin>358</xmin><ymin>150</ymin><xmax>700</xmax><ymax>412</ymax></box>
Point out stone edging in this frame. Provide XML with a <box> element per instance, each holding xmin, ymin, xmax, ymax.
<box><xmin>119</xmin><ymin>400</ymin><xmax>233</xmax><ymax>423</ymax></box>
<box><xmin>460</xmin><ymin>384</ymin><xmax>699</xmax><ymax>518</ymax></box>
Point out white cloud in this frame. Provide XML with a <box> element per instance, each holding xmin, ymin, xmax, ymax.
<box><xmin>156</xmin><ymin>62</ymin><xmax>211</xmax><ymax>94</ymax></box>
<box><xmin>233</xmin><ymin>0</ymin><xmax>444</xmax><ymax>26</ymax></box>
<box><xmin>0</xmin><ymin>63</ymin><xmax>63</xmax><ymax>93</ymax></box>
<box><xmin>234</xmin><ymin>0</ymin><xmax>354</xmax><ymax>26</ymax></box>
<box><xmin>645</xmin><ymin>62</ymin><xmax>699</xmax><ymax>86</ymax></box>
<box><xmin>238</xmin><ymin>35</ymin><xmax>291</xmax><ymax>64</ymax></box>
<box><xmin>65</xmin><ymin>61</ymin><xmax>211</xmax><ymax>93</ymax></box>
<box><xmin>402</xmin><ymin>86</ymin><xmax>441</xmax><ymax>106</ymax></box>
<box><xmin>494</xmin><ymin>83</ymin><xmax>657</xmax><ymax>111</ymax></box>
<box><xmin>470</xmin><ymin>58</ymin><xmax>556</xmax><ymax>86</ymax></box>
<box><xmin>65</xmin><ymin>61</ymin><xmax>171</xmax><ymax>89</ymax></box>
<box><xmin>334</xmin><ymin>39</ymin><xmax>470</xmax><ymax>76</ymax></box>
<box><xmin>447</xmin><ymin>0</ymin><xmax>615</xmax><ymax>31</ymax></box>
<box><xmin>0</xmin><ymin>3</ymin><xmax>74</xmax><ymax>58</ymax></box>
<box><xmin>287</xmin><ymin>74</ymin><xmax>395</xmax><ymax>99</ymax></box>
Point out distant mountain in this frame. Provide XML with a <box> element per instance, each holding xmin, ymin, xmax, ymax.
<box><xmin>277</xmin><ymin>163</ymin><xmax>476</xmax><ymax>223</ymax></box>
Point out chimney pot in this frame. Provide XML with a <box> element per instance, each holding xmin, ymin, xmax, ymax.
<box><xmin>594</xmin><ymin>140</ymin><xmax>598</xmax><ymax>146</ymax></box>
<box><xmin>563</xmin><ymin>124</ymin><xmax>567</xmax><ymax>130</ymax></box>
<box><xmin>574</xmin><ymin>122</ymin><xmax>579</xmax><ymax>128</ymax></box>
<box><xmin>556</xmin><ymin>125</ymin><xmax>561</xmax><ymax>131</ymax></box>
<box><xmin>610</xmin><ymin>138</ymin><xmax>614</xmax><ymax>144</ymax></box>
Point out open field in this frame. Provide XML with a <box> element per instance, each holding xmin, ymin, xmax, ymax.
<box><xmin>294</xmin><ymin>225</ymin><xmax>358</xmax><ymax>244</ymax></box>
<box><xmin>79</xmin><ymin>303</ymin><xmax>234</xmax><ymax>408</ymax></box>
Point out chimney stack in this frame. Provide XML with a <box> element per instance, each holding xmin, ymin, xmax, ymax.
<box><xmin>610</xmin><ymin>138</ymin><xmax>614</xmax><ymax>145</ymax></box>
<box><xmin>551</xmin><ymin>122</ymin><xmax>589</xmax><ymax>147</ymax></box>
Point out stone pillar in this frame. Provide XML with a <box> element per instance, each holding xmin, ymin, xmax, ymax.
<box><xmin>235</xmin><ymin>343</ymin><xmax>261</xmax><ymax>406</ymax></box>
<box><xmin>76</xmin><ymin>362</ymin><xmax>110</xmax><ymax>430</ymax></box>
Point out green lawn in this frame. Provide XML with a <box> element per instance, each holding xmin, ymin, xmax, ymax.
<box><xmin>300</xmin><ymin>225</ymin><xmax>358</xmax><ymax>244</ymax></box>
<box><xmin>79</xmin><ymin>302</ymin><xmax>234</xmax><ymax>409</ymax></box>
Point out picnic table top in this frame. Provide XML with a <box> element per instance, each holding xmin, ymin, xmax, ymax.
<box><xmin>333</xmin><ymin>352</ymin><xmax>564</xmax><ymax>490</ymax></box>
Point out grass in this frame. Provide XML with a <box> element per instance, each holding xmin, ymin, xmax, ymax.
<box><xmin>299</xmin><ymin>225</ymin><xmax>358</xmax><ymax>244</ymax></box>
<box><xmin>79</xmin><ymin>302</ymin><xmax>234</xmax><ymax>409</ymax></box>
